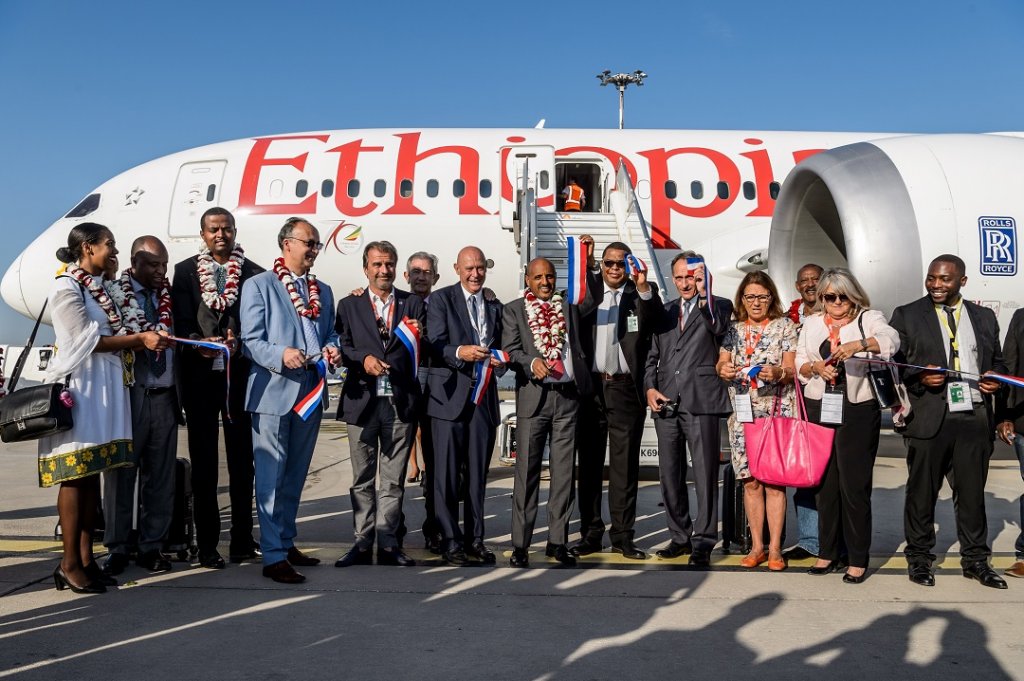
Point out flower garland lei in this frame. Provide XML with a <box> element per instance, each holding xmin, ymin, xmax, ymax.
<box><xmin>273</xmin><ymin>257</ymin><xmax>321</xmax><ymax>319</ymax></box>
<box><xmin>523</xmin><ymin>289</ymin><xmax>566</xmax><ymax>360</ymax></box>
<box><xmin>198</xmin><ymin>244</ymin><xmax>245</xmax><ymax>311</ymax></box>
<box><xmin>65</xmin><ymin>264</ymin><xmax>128</xmax><ymax>335</ymax></box>
<box><xmin>110</xmin><ymin>270</ymin><xmax>171</xmax><ymax>332</ymax></box>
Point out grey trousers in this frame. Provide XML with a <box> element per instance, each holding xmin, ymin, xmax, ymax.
<box><xmin>653</xmin><ymin>409</ymin><xmax>721</xmax><ymax>551</ymax></box>
<box><xmin>103</xmin><ymin>388</ymin><xmax>178</xmax><ymax>554</ymax></box>
<box><xmin>512</xmin><ymin>387</ymin><xmax>578</xmax><ymax>548</ymax></box>
<box><xmin>346</xmin><ymin>398</ymin><xmax>415</xmax><ymax>550</ymax></box>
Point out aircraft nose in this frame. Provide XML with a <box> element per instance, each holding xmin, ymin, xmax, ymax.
<box><xmin>1</xmin><ymin>253</ymin><xmax>28</xmax><ymax>317</ymax></box>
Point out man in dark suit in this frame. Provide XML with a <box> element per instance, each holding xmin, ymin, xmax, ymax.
<box><xmin>171</xmin><ymin>207</ymin><xmax>264</xmax><ymax>568</ymax></box>
<box><xmin>334</xmin><ymin>241</ymin><xmax>425</xmax><ymax>568</ymax></box>
<box><xmin>425</xmin><ymin>246</ymin><xmax>505</xmax><ymax>566</ymax></box>
<box><xmin>645</xmin><ymin>252</ymin><xmax>733</xmax><ymax>567</ymax></box>
<box><xmin>997</xmin><ymin>307</ymin><xmax>1024</xmax><ymax>579</ymax></box>
<box><xmin>890</xmin><ymin>254</ymin><xmax>1007</xmax><ymax>589</ymax></box>
<box><xmin>574</xmin><ymin>242</ymin><xmax>661</xmax><ymax>560</ymax></box>
<box><xmin>502</xmin><ymin>239</ymin><xmax>600</xmax><ymax>568</ymax></box>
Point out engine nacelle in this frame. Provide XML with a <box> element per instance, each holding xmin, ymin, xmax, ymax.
<box><xmin>768</xmin><ymin>133</ymin><xmax>1024</xmax><ymax>329</ymax></box>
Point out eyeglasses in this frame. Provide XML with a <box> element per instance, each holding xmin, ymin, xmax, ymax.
<box><xmin>742</xmin><ymin>294</ymin><xmax>771</xmax><ymax>303</ymax></box>
<box><xmin>603</xmin><ymin>260</ymin><xmax>626</xmax><ymax>269</ymax></box>
<box><xmin>408</xmin><ymin>268</ymin><xmax>435</xmax><ymax>277</ymax></box>
<box><xmin>285</xmin><ymin>237</ymin><xmax>323</xmax><ymax>251</ymax></box>
<box><xmin>822</xmin><ymin>293</ymin><xmax>850</xmax><ymax>304</ymax></box>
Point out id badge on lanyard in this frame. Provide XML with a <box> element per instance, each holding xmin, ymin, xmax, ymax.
<box><xmin>820</xmin><ymin>389</ymin><xmax>844</xmax><ymax>424</ymax></box>
<box><xmin>947</xmin><ymin>381</ymin><xmax>972</xmax><ymax>412</ymax></box>
<box><xmin>377</xmin><ymin>373</ymin><xmax>394</xmax><ymax>397</ymax></box>
<box><xmin>211</xmin><ymin>354</ymin><xmax>225</xmax><ymax>372</ymax></box>
<box><xmin>733</xmin><ymin>393</ymin><xmax>754</xmax><ymax>423</ymax></box>
<box><xmin>626</xmin><ymin>312</ymin><xmax>639</xmax><ymax>333</ymax></box>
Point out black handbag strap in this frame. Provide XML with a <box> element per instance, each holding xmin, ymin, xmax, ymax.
<box><xmin>6</xmin><ymin>299</ymin><xmax>49</xmax><ymax>394</ymax></box>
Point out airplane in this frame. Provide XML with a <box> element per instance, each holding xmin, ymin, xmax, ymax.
<box><xmin>4</xmin><ymin>127</ymin><xmax>1024</xmax><ymax>335</ymax></box>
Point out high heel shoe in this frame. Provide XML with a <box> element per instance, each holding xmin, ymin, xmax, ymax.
<box><xmin>53</xmin><ymin>566</ymin><xmax>106</xmax><ymax>594</ymax></box>
<box><xmin>843</xmin><ymin>570</ymin><xmax>867</xmax><ymax>584</ymax></box>
<box><xmin>83</xmin><ymin>561</ymin><xmax>118</xmax><ymax>587</ymax></box>
<box><xmin>808</xmin><ymin>560</ymin><xmax>840</xmax><ymax>575</ymax></box>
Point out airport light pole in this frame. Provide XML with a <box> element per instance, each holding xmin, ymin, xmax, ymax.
<box><xmin>597</xmin><ymin>70</ymin><xmax>647</xmax><ymax>129</ymax></box>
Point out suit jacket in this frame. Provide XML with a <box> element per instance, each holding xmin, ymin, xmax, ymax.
<box><xmin>890</xmin><ymin>295</ymin><xmax>1005</xmax><ymax>440</ymax></box>
<box><xmin>644</xmin><ymin>295</ymin><xmax>733</xmax><ymax>415</ymax></box>
<box><xmin>579</xmin><ymin>280</ymin><xmax>662</xmax><ymax>400</ymax></box>
<box><xmin>240</xmin><ymin>270</ymin><xmax>339</xmax><ymax>416</ymax></box>
<box><xmin>425</xmin><ymin>283</ymin><xmax>504</xmax><ymax>423</ymax></box>
<box><xmin>997</xmin><ymin>308</ymin><xmax>1024</xmax><ymax>432</ymax></box>
<box><xmin>171</xmin><ymin>254</ymin><xmax>264</xmax><ymax>379</ymax></box>
<box><xmin>502</xmin><ymin>272</ymin><xmax>602</xmax><ymax>419</ymax></box>
<box><xmin>335</xmin><ymin>288</ymin><xmax>426</xmax><ymax>426</ymax></box>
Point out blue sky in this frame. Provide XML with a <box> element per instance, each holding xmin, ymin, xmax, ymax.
<box><xmin>0</xmin><ymin>0</ymin><xmax>1022</xmax><ymax>343</ymax></box>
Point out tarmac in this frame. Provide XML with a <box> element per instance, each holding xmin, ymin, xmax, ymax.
<box><xmin>1</xmin><ymin>412</ymin><xmax>1023</xmax><ymax>680</ymax></box>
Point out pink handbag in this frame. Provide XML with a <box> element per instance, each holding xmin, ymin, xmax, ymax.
<box><xmin>743</xmin><ymin>375</ymin><xmax>835</xmax><ymax>488</ymax></box>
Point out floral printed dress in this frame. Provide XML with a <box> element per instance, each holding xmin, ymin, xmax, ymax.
<box><xmin>720</xmin><ymin>316</ymin><xmax>797</xmax><ymax>479</ymax></box>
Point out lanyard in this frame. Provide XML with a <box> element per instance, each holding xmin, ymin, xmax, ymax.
<box><xmin>936</xmin><ymin>303</ymin><xmax>963</xmax><ymax>371</ymax></box>
<box><xmin>369</xmin><ymin>293</ymin><xmax>395</xmax><ymax>344</ymax></box>
<box><xmin>743</xmin><ymin>319</ymin><xmax>770</xmax><ymax>367</ymax></box>
<box><xmin>824</xmin><ymin>315</ymin><xmax>852</xmax><ymax>388</ymax></box>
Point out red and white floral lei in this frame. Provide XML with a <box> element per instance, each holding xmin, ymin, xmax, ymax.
<box><xmin>524</xmin><ymin>290</ymin><xmax>566</xmax><ymax>360</ymax></box>
<box><xmin>198</xmin><ymin>244</ymin><xmax>244</xmax><ymax>311</ymax></box>
<box><xmin>273</xmin><ymin>257</ymin><xmax>320</xmax><ymax>319</ymax></box>
<box><xmin>65</xmin><ymin>264</ymin><xmax>129</xmax><ymax>335</ymax></box>
<box><xmin>109</xmin><ymin>270</ymin><xmax>171</xmax><ymax>332</ymax></box>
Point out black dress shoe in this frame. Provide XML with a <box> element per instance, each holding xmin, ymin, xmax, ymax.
<box><xmin>262</xmin><ymin>560</ymin><xmax>305</xmax><ymax>584</ymax></box>
<box><xmin>808</xmin><ymin>560</ymin><xmax>842</xmax><ymax>575</ymax></box>
<box><xmin>963</xmin><ymin>561</ymin><xmax>1008</xmax><ymax>589</ymax></box>
<box><xmin>85</xmin><ymin>561</ymin><xmax>118</xmax><ymax>586</ymax></box>
<box><xmin>442</xmin><ymin>547</ymin><xmax>471</xmax><ymax>566</ymax></box>
<box><xmin>545</xmin><ymin>544</ymin><xmax>577</xmax><ymax>567</ymax></box>
<box><xmin>843</xmin><ymin>571</ymin><xmax>867</xmax><ymax>584</ymax></box>
<box><xmin>509</xmin><ymin>548</ymin><xmax>529</xmax><ymax>568</ymax></box>
<box><xmin>425</xmin><ymin>534</ymin><xmax>443</xmax><ymax>555</ymax></box>
<box><xmin>571</xmin><ymin>537</ymin><xmax>604</xmax><ymax>556</ymax></box>
<box><xmin>611</xmin><ymin>541</ymin><xmax>647</xmax><ymax>560</ymax></box>
<box><xmin>53</xmin><ymin>566</ymin><xmax>105</xmax><ymax>594</ymax></box>
<box><xmin>689</xmin><ymin>548</ymin><xmax>711</xmax><ymax>568</ymax></box>
<box><xmin>229</xmin><ymin>542</ymin><xmax>262</xmax><ymax>564</ymax></box>
<box><xmin>334</xmin><ymin>546</ymin><xmax>373</xmax><ymax>568</ymax></box>
<box><xmin>197</xmin><ymin>550</ymin><xmax>226</xmax><ymax>570</ymax></box>
<box><xmin>655</xmin><ymin>541</ymin><xmax>693</xmax><ymax>559</ymax></box>
<box><xmin>782</xmin><ymin>546</ymin><xmax>817</xmax><ymax>561</ymax></box>
<box><xmin>377</xmin><ymin>547</ymin><xmax>416</xmax><ymax>567</ymax></box>
<box><xmin>465</xmin><ymin>542</ymin><xmax>496</xmax><ymax>564</ymax></box>
<box><xmin>908</xmin><ymin>563</ymin><xmax>935</xmax><ymax>587</ymax></box>
<box><xmin>137</xmin><ymin>550</ymin><xmax>172</xmax><ymax>573</ymax></box>
<box><xmin>287</xmin><ymin>547</ymin><xmax>321</xmax><ymax>567</ymax></box>
<box><xmin>103</xmin><ymin>552</ymin><xmax>130</xmax><ymax>576</ymax></box>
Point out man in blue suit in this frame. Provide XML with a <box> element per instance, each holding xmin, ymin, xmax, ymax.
<box><xmin>425</xmin><ymin>246</ymin><xmax>505</xmax><ymax>566</ymax></box>
<box><xmin>241</xmin><ymin>218</ymin><xmax>340</xmax><ymax>584</ymax></box>
<box><xmin>334</xmin><ymin>241</ymin><xmax>426</xmax><ymax>568</ymax></box>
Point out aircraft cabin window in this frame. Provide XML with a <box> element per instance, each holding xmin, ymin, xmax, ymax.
<box><xmin>206</xmin><ymin>184</ymin><xmax>217</xmax><ymax>201</ymax></box>
<box><xmin>453</xmin><ymin>179</ymin><xmax>466</xmax><ymax>198</ymax></box>
<box><xmin>296</xmin><ymin>180</ymin><xmax>308</xmax><ymax>198</ymax></box>
<box><xmin>65</xmin><ymin>193</ymin><xmax>100</xmax><ymax>218</ymax></box>
<box><xmin>347</xmin><ymin>179</ymin><xmax>360</xmax><ymax>198</ymax></box>
<box><xmin>479</xmin><ymin>179</ymin><xmax>492</xmax><ymax>198</ymax></box>
<box><xmin>742</xmin><ymin>181</ymin><xmax>755</xmax><ymax>200</ymax></box>
<box><xmin>690</xmin><ymin>181</ymin><xmax>703</xmax><ymax>200</ymax></box>
<box><xmin>427</xmin><ymin>179</ymin><xmax>439</xmax><ymax>198</ymax></box>
<box><xmin>664</xmin><ymin>181</ymin><xmax>677</xmax><ymax>200</ymax></box>
<box><xmin>717</xmin><ymin>181</ymin><xmax>730</xmax><ymax>200</ymax></box>
<box><xmin>374</xmin><ymin>180</ymin><xmax>387</xmax><ymax>198</ymax></box>
<box><xmin>400</xmin><ymin>179</ymin><xmax>413</xmax><ymax>198</ymax></box>
<box><xmin>321</xmin><ymin>180</ymin><xmax>334</xmax><ymax>198</ymax></box>
<box><xmin>769</xmin><ymin>181</ymin><xmax>781</xmax><ymax>200</ymax></box>
<box><xmin>539</xmin><ymin>171</ymin><xmax>549</xmax><ymax>191</ymax></box>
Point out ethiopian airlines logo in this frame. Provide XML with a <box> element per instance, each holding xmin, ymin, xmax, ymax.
<box><xmin>326</xmin><ymin>221</ymin><xmax>364</xmax><ymax>255</ymax></box>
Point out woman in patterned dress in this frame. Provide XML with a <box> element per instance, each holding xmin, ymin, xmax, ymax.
<box><xmin>717</xmin><ymin>271</ymin><xmax>797</xmax><ymax>571</ymax></box>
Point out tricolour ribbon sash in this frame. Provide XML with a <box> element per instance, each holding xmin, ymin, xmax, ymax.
<box><xmin>740</xmin><ymin>365</ymin><xmax>762</xmax><ymax>388</ymax></box>
<box><xmin>169</xmin><ymin>336</ymin><xmax>232</xmax><ymax>421</ymax></box>
<box><xmin>847</xmin><ymin>357</ymin><xmax>1024</xmax><ymax>389</ymax></box>
<box><xmin>293</xmin><ymin>358</ymin><xmax>328</xmax><ymax>421</ymax></box>
<box><xmin>394</xmin><ymin>317</ymin><xmax>420</xmax><ymax>379</ymax></box>
<box><xmin>471</xmin><ymin>349</ymin><xmax>510</xmax><ymax>406</ymax></box>
<box><xmin>686</xmin><ymin>257</ymin><xmax>715</xmax><ymax>323</ymax></box>
<box><xmin>625</xmin><ymin>253</ymin><xmax>647</xmax><ymax>276</ymax></box>
<box><xmin>566</xmin><ymin>236</ymin><xmax>587</xmax><ymax>305</ymax></box>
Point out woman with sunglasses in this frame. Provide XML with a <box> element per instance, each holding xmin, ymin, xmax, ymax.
<box><xmin>717</xmin><ymin>271</ymin><xmax>797</xmax><ymax>571</ymax></box>
<box><xmin>796</xmin><ymin>268</ymin><xmax>900</xmax><ymax>583</ymax></box>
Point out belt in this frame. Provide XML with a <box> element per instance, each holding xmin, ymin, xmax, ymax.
<box><xmin>141</xmin><ymin>386</ymin><xmax>173</xmax><ymax>396</ymax></box>
<box><xmin>545</xmin><ymin>381</ymin><xmax>576</xmax><ymax>394</ymax></box>
<box><xmin>599</xmin><ymin>372</ymin><xmax>632</xmax><ymax>383</ymax></box>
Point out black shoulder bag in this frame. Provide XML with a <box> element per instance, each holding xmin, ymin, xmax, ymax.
<box><xmin>857</xmin><ymin>312</ymin><xmax>899</xmax><ymax>409</ymax></box>
<box><xmin>0</xmin><ymin>300</ymin><xmax>74</xmax><ymax>443</ymax></box>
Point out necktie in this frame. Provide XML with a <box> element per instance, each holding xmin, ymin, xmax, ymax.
<box><xmin>294</xmin><ymin>277</ymin><xmax>321</xmax><ymax>356</ymax></box>
<box><xmin>943</xmin><ymin>305</ymin><xmax>959</xmax><ymax>370</ymax></box>
<box><xmin>469</xmin><ymin>294</ymin><xmax>483</xmax><ymax>344</ymax></box>
<box><xmin>605</xmin><ymin>290</ymin><xmax>621</xmax><ymax>374</ymax></box>
<box><xmin>680</xmin><ymin>300</ymin><xmax>692</xmax><ymax>331</ymax></box>
<box><xmin>142</xmin><ymin>291</ymin><xmax>167</xmax><ymax>377</ymax></box>
<box><xmin>214</xmin><ymin>264</ymin><xmax>227</xmax><ymax>294</ymax></box>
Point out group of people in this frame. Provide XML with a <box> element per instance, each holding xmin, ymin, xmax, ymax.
<box><xmin>36</xmin><ymin>209</ymin><xmax>1024</xmax><ymax>593</ymax></box>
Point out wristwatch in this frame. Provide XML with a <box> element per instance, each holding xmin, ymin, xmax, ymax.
<box><xmin>860</xmin><ymin>338</ymin><xmax>869</xmax><ymax>351</ymax></box>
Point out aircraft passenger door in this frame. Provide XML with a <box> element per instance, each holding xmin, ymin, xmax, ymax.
<box><xmin>499</xmin><ymin>145</ymin><xmax>555</xmax><ymax>230</ymax></box>
<box><xmin>168</xmin><ymin>160</ymin><xmax>227</xmax><ymax>237</ymax></box>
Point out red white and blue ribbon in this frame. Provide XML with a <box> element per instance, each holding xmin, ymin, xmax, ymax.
<box><xmin>740</xmin><ymin>365</ymin><xmax>762</xmax><ymax>388</ymax></box>
<box><xmin>625</xmin><ymin>253</ymin><xmax>647</xmax><ymax>276</ymax></box>
<box><xmin>686</xmin><ymin>257</ymin><xmax>715</xmax><ymax>323</ymax></box>
<box><xmin>471</xmin><ymin>349</ymin><xmax>510</xmax><ymax>406</ymax></box>
<box><xmin>848</xmin><ymin>357</ymin><xmax>1024</xmax><ymax>388</ymax></box>
<box><xmin>293</xmin><ymin>358</ymin><xmax>328</xmax><ymax>421</ymax></box>
<box><xmin>170</xmin><ymin>336</ymin><xmax>233</xmax><ymax>421</ymax></box>
<box><xmin>566</xmin><ymin>236</ymin><xmax>587</xmax><ymax>305</ymax></box>
<box><xmin>394</xmin><ymin>317</ymin><xmax>420</xmax><ymax>379</ymax></box>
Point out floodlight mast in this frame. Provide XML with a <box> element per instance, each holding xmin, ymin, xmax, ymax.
<box><xmin>596</xmin><ymin>70</ymin><xmax>647</xmax><ymax>129</ymax></box>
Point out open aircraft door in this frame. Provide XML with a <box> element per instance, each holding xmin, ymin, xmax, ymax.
<box><xmin>499</xmin><ymin>144</ymin><xmax>555</xmax><ymax>232</ymax></box>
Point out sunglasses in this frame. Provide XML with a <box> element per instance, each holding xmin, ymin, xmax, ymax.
<box><xmin>602</xmin><ymin>259</ymin><xmax>626</xmax><ymax>269</ymax></box>
<box><xmin>822</xmin><ymin>293</ymin><xmax>850</xmax><ymax>304</ymax></box>
<box><xmin>285</xmin><ymin>237</ymin><xmax>324</xmax><ymax>251</ymax></box>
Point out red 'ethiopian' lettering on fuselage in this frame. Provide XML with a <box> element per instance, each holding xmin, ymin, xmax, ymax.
<box><xmin>235</xmin><ymin>132</ymin><xmax>825</xmax><ymax>245</ymax></box>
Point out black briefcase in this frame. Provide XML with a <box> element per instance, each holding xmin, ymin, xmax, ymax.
<box><xmin>0</xmin><ymin>382</ymin><xmax>73</xmax><ymax>443</ymax></box>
